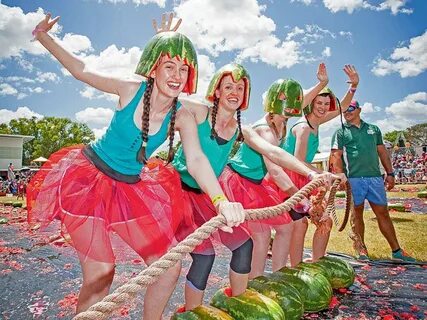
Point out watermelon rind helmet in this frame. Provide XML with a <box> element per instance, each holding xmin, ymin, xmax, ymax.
<box><xmin>304</xmin><ymin>87</ymin><xmax>340</xmax><ymax>114</ymax></box>
<box><xmin>263</xmin><ymin>79</ymin><xmax>304</xmax><ymax>117</ymax></box>
<box><xmin>135</xmin><ymin>31</ymin><xmax>198</xmax><ymax>94</ymax></box>
<box><xmin>205</xmin><ymin>63</ymin><xmax>251</xmax><ymax>110</ymax></box>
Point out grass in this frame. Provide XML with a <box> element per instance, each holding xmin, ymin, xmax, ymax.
<box><xmin>386</xmin><ymin>183</ymin><xmax>426</xmax><ymax>198</ymax></box>
<box><xmin>0</xmin><ymin>195</ymin><xmax>26</xmax><ymax>205</ymax></box>
<box><xmin>305</xmin><ymin>209</ymin><xmax>427</xmax><ymax>261</ymax></box>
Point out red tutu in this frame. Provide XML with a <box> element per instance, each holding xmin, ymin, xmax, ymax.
<box><xmin>27</xmin><ymin>146</ymin><xmax>188</xmax><ymax>263</ymax></box>
<box><xmin>219</xmin><ymin>167</ymin><xmax>291</xmax><ymax>234</ymax></box>
<box><xmin>272</xmin><ymin>169</ymin><xmax>310</xmax><ymax>200</ymax></box>
<box><xmin>175</xmin><ymin>189</ymin><xmax>251</xmax><ymax>255</ymax></box>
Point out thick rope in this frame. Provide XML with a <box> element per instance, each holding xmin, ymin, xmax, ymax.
<box><xmin>73</xmin><ymin>178</ymin><xmax>327</xmax><ymax>320</ymax></box>
<box><xmin>325</xmin><ymin>180</ymin><xmax>352</xmax><ymax>231</ymax></box>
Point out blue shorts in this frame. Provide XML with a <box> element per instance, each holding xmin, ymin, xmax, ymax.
<box><xmin>348</xmin><ymin>176</ymin><xmax>387</xmax><ymax>206</ymax></box>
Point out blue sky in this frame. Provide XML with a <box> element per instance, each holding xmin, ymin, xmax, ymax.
<box><xmin>0</xmin><ymin>0</ymin><xmax>426</xmax><ymax>151</ymax></box>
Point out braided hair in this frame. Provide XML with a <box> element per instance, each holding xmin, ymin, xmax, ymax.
<box><xmin>137</xmin><ymin>77</ymin><xmax>154</xmax><ymax>164</ymax></box>
<box><xmin>210</xmin><ymin>97</ymin><xmax>219</xmax><ymax>139</ymax></box>
<box><xmin>166</xmin><ymin>97</ymin><xmax>178</xmax><ymax>163</ymax></box>
<box><xmin>236</xmin><ymin>108</ymin><xmax>244</xmax><ymax>142</ymax></box>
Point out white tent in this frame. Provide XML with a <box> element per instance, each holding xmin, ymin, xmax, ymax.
<box><xmin>33</xmin><ymin>156</ymin><xmax>48</xmax><ymax>162</ymax></box>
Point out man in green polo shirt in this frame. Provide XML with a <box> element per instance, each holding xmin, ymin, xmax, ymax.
<box><xmin>330</xmin><ymin>100</ymin><xmax>415</xmax><ymax>262</ymax></box>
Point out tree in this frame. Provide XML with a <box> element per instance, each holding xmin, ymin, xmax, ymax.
<box><xmin>0</xmin><ymin>117</ymin><xmax>95</xmax><ymax>164</ymax></box>
<box><xmin>383</xmin><ymin>130</ymin><xmax>401</xmax><ymax>146</ymax></box>
<box><xmin>405</xmin><ymin>123</ymin><xmax>427</xmax><ymax>147</ymax></box>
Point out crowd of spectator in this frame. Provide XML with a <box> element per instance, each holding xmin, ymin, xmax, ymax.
<box><xmin>392</xmin><ymin>152</ymin><xmax>427</xmax><ymax>184</ymax></box>
<box><xmin>1</xmin><ymin>164</ymin><xmax>35</xmax><ymax>198</ymax></box>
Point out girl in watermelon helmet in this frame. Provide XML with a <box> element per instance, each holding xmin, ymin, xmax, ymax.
<box><xmin>224</xmin><ymin>63</ymin><xmax>338</xmax><ymax>278</ymax></box>
<box><xmin>27</xmin><ymin>14</ymin><xmax>245</xmax><ymax>318</ymax></box>
<box><xmin>281</xmin><ymin>64</ymin><xmax>359</xmax><ymax>266</ymax></box>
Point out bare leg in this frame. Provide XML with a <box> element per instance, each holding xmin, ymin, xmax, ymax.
<box><xmin>230</xmin><ymin>269</ymin><xmax>248</xmax><ymax>296</ymax></box>
<box><xmin>144</xmin><ymin>259</ymin><xmax>182</xmax><ymax>320</ymax></box>
<box><xmin>353</xmin><ymin>204</ymin><xmax>366</xmax><ymax>245</ymax></box>
<box><xmin>289</xmin><ymin>219</ymin><xmax>308</xmax><ymax>267</ymax></box>
<box><xmin>185</xmin><ymin>281</ymin><xmax>205</xmax><ymax>311</ymax></box>
<box><xmin>248</xmin><ymin>231</ymin><xmax>270</xmax><ymax>279</ymax></box>
<box><xmin>311</xmin><ymin>217</ymin><xmax>332</xmax><ymax>262</ymax></box>
<box><xmin>76</xmin><ymin>260</ymin><xmax>115</xmax><ymax>313</ymax></box>
<box><xmin>271</xmin><ymin>223</ymin><xmax>293</xmax><ymax>271</ymax></box>
<box><xmin>369</xmin><ymin>202</ymin><xmax>400</xmax><ymax>251</ymax></box>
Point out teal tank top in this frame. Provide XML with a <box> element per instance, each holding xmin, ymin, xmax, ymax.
<box><xmin>228</xmin><ymin>122</ymin><xmax>285</xmax><ymax>181</ymax></box>
<box><xmin>91</xmin><ymin>81</ymin><xmax>180</xmax><ymax>175</ymax></box>
<box><xmin>282</xmin><ymin>118</ymin><xmax>319</xmax><ymax>163</ymax></box>
<box><xmin>172</xmin><ymin>112</ymin><xmax>237</xmax><ymax>189</ymax></box>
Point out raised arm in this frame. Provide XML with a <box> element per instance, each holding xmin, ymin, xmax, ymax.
<box><xmin>175</xmin><ymin>107</ymin><xmax>244</xmax><ymax>232</ymax></box>
<box><xmin>33</xmin><ymin>14</ymin><xmax>133</xmax><ymax>97</ymax></box>
<box><xmin>302</xmin><ymin>63</ymin><xmax>329</xmax><ymax>108</ymax></box>
<box><xmin>319</xmin><ymin>65</ymin><xmax>359</xmax><ymax>124</ymax></box>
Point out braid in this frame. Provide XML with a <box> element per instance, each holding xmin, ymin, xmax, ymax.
<box><xmin>210</xmin><ymin>97</ymin><xmax>219</xmax><ymax>139</ymax></box>
<box><xmin>137</xmin><ymin>77</ymin><xmax>154</xmax><ymax>164</ymax></box>
<box><xmin>268</xmin><ymin>112</ymin><xmax>280</xmax><ymax>138</ymax></box>
<box><xmin>166</xmin><ymin>97</ymin><xmax>178</xmax><ymax>163</ymax></box>
<box><xmin>236</xmin><ymin>108</ymin><xmax>244</xmax><ymax>142</ymax></box>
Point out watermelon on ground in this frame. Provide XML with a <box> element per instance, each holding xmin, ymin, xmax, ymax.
<box><xmin>314</xmin><ymin>256</ymin><xmax>355</xmax><ymax>289</ymax></box>
<box><xmin>295</xmin><ymin>262</ymin><xmax>331</xmax><ymax>282</ymax></box>
<box><xmin>249</xmin><ymin>276</ymin><xmax>304</xmax><ymax>320</ymax></box>
<box><xmin>388</xmin><ymin>203</ymin><xmax>405</xmax><ymax>212</ymax></box>
<box><xmin>211</xmin><ymin>287</ymin><xmax>285</xmax><ymax>320</ymax></box>
<box><xmin>267</xmin><ymin>272</ymin><xmax>309</xmax><ymax>304</ymax></box>
<box><xmin>277</xmin><ymin>267</ymin><xmax>332</xmax><ymax>313</ymax></box>
<box><xmin>12</xmin><ymin>202</ymin><xmax>23</xmax><ymax>208</ymax></box>
<box><xmin>171</xmin><ymin>305</ymin><xmax>234</xmax><ymax>320</ymax></box>
<box><xmin>417</xmin><ymin>191</ymin><xmax>427</xmax><ymax>198</ymax></box>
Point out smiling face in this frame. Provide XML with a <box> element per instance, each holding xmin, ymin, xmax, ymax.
<box><xmin>344</xmin><ymin>105</ymin><xmax>361</xmax><ymax>122</ymax></box>
<box><xmin>311</xmin><ymin>94</ymin><xmax>331</xmax><ymax>118</ymax></box>
<box><xmin>151</xmin><ymin>55</ymin><xmax>189</xmax><ymax>99</ymax></box>
<box><xmin>215</xmin><ymin>75</ymin><xmax>246</xmax><ymax>111</ymax></box>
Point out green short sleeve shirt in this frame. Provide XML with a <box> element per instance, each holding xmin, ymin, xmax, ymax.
<box><xmin>331</xmin><ymin>120</ymin><xmax>383</xmax><ymax>178</ymax></box>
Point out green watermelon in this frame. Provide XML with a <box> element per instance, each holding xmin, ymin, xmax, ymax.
<box><xmin>335</xmin><ymin>191</ymin><xmax>346</xmax><ymax>198</ymax></box>
<box><xmin>267</xmin><ymin>272</ymin><xmax>309</xmax><ymax>304</ymax></box>
<box><xmin>388</xmin><ymin>202</ymin><xmax>405</xmax><ymax>212</ymax></box>
<box><xmin>211</xmin><ymin>287</ymin><xmax>285</xmax><ymax>320</ymax></box>
<box><xmin>314</xmin><ymin>256</ymin><xmax>355</xmax><ymax>289</ymax></box>
<box><xmin>248</xmin><ymin>276</ymin><xmax>304</xmax><ymax>320</ymax></box>
<box><xmin>295</xmin><ymin>262</ymin><xmax>331</xmax><ymax>282</ymax></box>
<box><xmin>12</xmin><ymin>202</ymin><xmax>23</xmax><ymax>208</ymax></box>
<box><xmin>417</xmin><ymin>191</ymin><xmax>427</xmax><ymax>198</ymax></box>
<box><xmin>277</xmin><ymin>267</ymin><xmax>332</xmax><ymax>312</ymax></box>
<box><xmin>3</xmin><ymin>201</ymin><xmax>13</xmax><ymax>207</ymax></box>
<box><xmin>0</xmin><ymin>217</ymin><xmax>8</xmax><ymax>224</ymax></box>
<box><xmin>171</xmin><ymin>305</ymin><xmax>234</xmax><ymax>320</ymax></box>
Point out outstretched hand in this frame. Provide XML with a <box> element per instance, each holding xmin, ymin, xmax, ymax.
<box><xmin>343</xmin><ymin>65</ymin><xmax>359</xmax><ymax>87</ymax></box>
<box><xmin>152</xmin><ymin>12</ymin><xmax>182</xmax><ymax>34</ymax></box>
<box><xmin>317</xmin><ymin>62</ymin><xmax>329</xmax><ymax>84</ymax></box>
<box><xmin>34</xmin><ymin>13</ymin><xmax>60</xmax><ymax>36</ymax></box>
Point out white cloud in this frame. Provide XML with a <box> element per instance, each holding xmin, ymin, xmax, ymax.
<box><xmin>0</xmin><ymin>4</ymin><xmax>92</xmax><ymax>60</ymax></box>
<box><xmin>291</xmin><ymin>0</ymin><xmax>314</xmax><ymax>5</ymax></box>
<box><xmin>373</xmin><ymin>92</ymin><xmax>427</xmax><ymax>133</ymax></box>
<box><xmin>372</xmin><ymin>31</ymin><xmax>427</xmax><ymax>78</ymax></box>
<box><xmin>375</xmin><ymin>0</ymin><xmax>413</xmax><ymax>15</ymax></box>
<box><xmin>237</xmin><ymin>36</ymin><xmax>301</xmax><ymax>68</ymax></box>
<box><xmin>36</xmin><ymin>72</ymin><xmax>60</xmax><ymax>83</ymax></box>
<box><xmin>175</xmin><ymin>0</ymin><xmax>292</xmax><ymax>62</ymax></box>
<box><xmin>0</xmin><ymin>106</ymin><xmax>43</xmax><ymax>124</ymax></box>
<box><xmin>0</xmin><ymin>83</ymin><xmax>18</xmax><ymax>96</ymax></box>
<box><xmin>322</xmin><ymin>0</ymin><xmax>371</xmax><ymax>14</ymax></box>
<box><xmin>321</xmin><ymin>0</ymin><xmax>412</xmax><ymax>14</ymax></box>
<box><xmin>101</xmin><ymin>0</ymin><xmax>166</xmax><ymax>7</ymax></box>
<box><xmin>27</xmin><ymin>87</ymin><xmax>45</xmax><ymax>94</ymax></box>
<box><xmin>360</xmin><ymin>102</ymin><xmax>380</xmax><ymax>113</ymax></box>
<box><xmin>79</xmin><ymin>86</ymin><xmax>119</xmax><ymax>102</ymax></box>
<box><xmin>92</xmin><ymin>126</ymin><xmax>108</xmax><ymax>140</ymax></box>
<box><xmin>322</xmin><ymin>47</ymin><xmax>331</xmax><ymax>57</ymax></box>
<box><xmin>75</xmin><ymin>107</ymin><xmax>114</xmax><ymax>127</ymax></box>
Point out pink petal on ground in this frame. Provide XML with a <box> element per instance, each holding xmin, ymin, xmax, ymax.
<box><xmin>329</xmin><ymin>296</ymin><xmax>340</xmax><ymax>308</ymax></box>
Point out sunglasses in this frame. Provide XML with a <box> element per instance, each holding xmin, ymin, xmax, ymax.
<box><xmin>345</xmin><ymin>105</ymin><xmax>359</xmax><ymax>113</ymax></box>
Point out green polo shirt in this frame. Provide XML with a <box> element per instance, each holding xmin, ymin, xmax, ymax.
<box><xmin>331</xmin><ymin>120</ymin><xmax>383</xmax><ymax>178</ymax></box>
